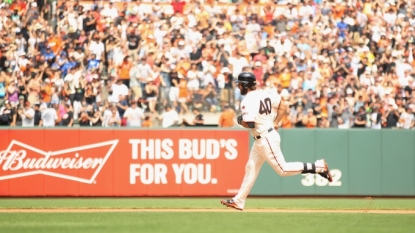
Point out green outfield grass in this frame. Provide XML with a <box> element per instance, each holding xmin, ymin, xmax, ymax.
<box><xmin>0</xmin><ymin>198</ymin><xmax>414</xmax><ymax>233</ymax></box>
<box><xmin>1</xmin><ymin>212</ymin><xmax>414</xmax><ymax>233</ymax></box>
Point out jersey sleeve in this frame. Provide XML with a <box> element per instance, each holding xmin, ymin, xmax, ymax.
<box><xmin>241</xmin><ymin>99</ymin><xmax>255</xmax><ymax>122</ymax></box>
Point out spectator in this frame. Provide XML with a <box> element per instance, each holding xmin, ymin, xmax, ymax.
<box><xmin>61</xmin><ymin>104</ymin><xmax>74</xmax><ymax>127</ymax></box>
<box><xmin>183</xmin><ymin>108</ymin><xmax>204</xmax><ymax>126</ymax></box>
<box><xmin>399</xmin><ymin>107</ymin><xmax>415</xmax><ymax>129</ymax></box>
<box><xmin>171</xmin><ymin>0</ymin><xmax>186</xmax><ymax>14</ymax></box>
<box><xmin>218</xmin><ymin>67</ymin><xmax>233</xmax><ymax>106</ymax></box>
<box><xmin>0</xmin><ymin>81</ymin><xmax>5</xmax><ymax>107</ymax></box>
<box><xmin>116</xmin><ymin>95</ymin><xmax>129</xmax><ymax>118</ymax></box>
<box><xmin>107</xmin><ymin>107</ymin><xmax>122</xmax><ymax>127</ymax></box>
<box><xmin>384</xmin><ymin>103</ymin><xmax>400</xmax><ymax>128</ymax></box>
<box><xmin>158</xmin><ymin>105</ymin><xmax>179</xmax><ymax>128</ymax></box>
<box><xmin>0</xmin><ymin>101</ymin><xmax>14</xmax><ymax>126</ymax></box>
<box><xmin>6</xmin><ymin>80</ymin><xmax>19</xmax><ymax>106</ymax></box>
<box><xmin>177</xmin><ymin>78</ymin><xmax>189</xmax><ymax>115</ymax></box>
<box><xmin>370</xmin><ymin>106</ymin><xmax>382</xmax><ymax>129</ymax></box>
<box><xmin>123</xmin><ymin>100</ymin><xmax>144</xmax><ymax>127</ymax></box>
<box><xmin>33</xmin><ymin>104</ymin><xmax>42</xmax><ymax>127</ymax></box>
<box><xmin>41</xmin><ymin>104</ymin><xmax>58</xmax><ymax>127</ymax></box>
<box><xmin>0</xmin><ymin>0</ymin><xmax>412</xmax><ymax>130</ymax></box>
<box><xmin>187</xmin><ymin>64</ymin><xmax>200</xmax><ymax>93</ymax></box>
<box><xmin>319</xmin><ymin>113</ymin><xmax>330</xmax><ymax>128</ymax></box>
<box><xmin>90</xmin><ymin>108</ymin><xmax>103</xmax><ymax>127</ymax></box>
<box><xmin>294</xmin><ymin>105</ymin><xmax>305</xmax><ymax>128</ymax></box>
<box><xmin>21</xmin><ymin>102</ymin><xmax>35</xmax><ymax>127</ymax></box>
<box><xmin>218</xmin><ymin>105</ymin><xmax>235</xmax><ymax>128</ymax></box>
<box><xmin>280</xmin><ymin>103</ymin><xmax>293</xmax><ymax>129</ymax></box>
<box><xmin>142</xmin><ymin>116</ymin><xmax>152</xmax><ymax>127</ymax></box>
<box><xmin>78</xmin><ymin>110</ymin><xmax>91</xmax><ymax>126</ymax></box>
<box><xmin>202</xmin><ymin>82</ymin><xmax>218</xmax><ymax>112</ymax></box>
<box><xmin>110</xmin><ymin>79</ymin><xmax>129</xmax><ymax>104</ymax></box>
<box><xmin>118</xmin><ymin>56</ymin><xmax>132</xmax><ymax>87</ymax></box>
<box><xmin>330</xmin><ymin>105</ymin><xmax>341</xmax><ymax>128</ymax></box>
<box><xmin>145</xmin><ymin>79</ymin><xmax>159</xmax><ymax>115</ymax></box>
<box><xmin>353</xmin><ymin>106</ymin><xmax>367</xmax><ymax>128</ymax></box>
<box><xmin>303</xmin><ymin>108</ymin><xmax>317</xmax><ymax>128</ymax></box>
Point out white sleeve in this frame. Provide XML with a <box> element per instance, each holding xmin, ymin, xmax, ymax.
<box><xmin>64</xmin><ymin>74</ymin><xmax>73</xmax><ymax>82</ymax></box>
<box><xmin>241</xmin><ymin>99</ymin><xmax>255</xmax><ymax>122</ymax></box>
<box><xmin>173</xmin><ymin>111</ymin><xmax>179</xmax><ymax>121</ymax></box>
<box><xmin>122</xmin><ymin>86</ymin><xmax>129</xmax><ymax>96</ymax></box>
<box><xmin>27</xmin><ymin>109</ymin><xmax>35</xmax><ymax>118</ymax></box>
<box><xmin>54</xmin><ymin>110</ymin><xmax>58</xmax><ymax>120</ymax></box>
<box><xmin>124</xmin><ymin>108</ymin><xmax>130</xmax><ymax>118</ymax></box>
<box><xmin>89</xmin><ymin>43</ymin><xmax>94</xmax><ymax>52</ymax></box>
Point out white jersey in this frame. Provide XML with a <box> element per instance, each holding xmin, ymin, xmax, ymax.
<box><xmin>241</xmin><ymin>89</ymin><xmax>281</xmax><ymax>136</ymax></box>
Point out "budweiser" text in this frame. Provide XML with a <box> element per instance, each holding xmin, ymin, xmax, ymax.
<box><xmin>0</xmin><ymin>150</ymin><xmax>104</xmax><ymax>170</ymax></box>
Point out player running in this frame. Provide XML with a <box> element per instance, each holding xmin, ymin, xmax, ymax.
<box><xmin>220</xmin><ymin>72</ymin><xmax>333</xmax><ymax>211</ymax></box>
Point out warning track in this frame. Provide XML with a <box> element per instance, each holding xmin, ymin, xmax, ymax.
<box><xmin>0</xmin><ymin>209</ymin><xmax>414</xmax><ymax>214</ymax></box>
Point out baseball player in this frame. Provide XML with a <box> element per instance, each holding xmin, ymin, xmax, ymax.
<box><xmin>220</xmin><ymin>72</ymin><xmax>333</xmax><ymax>211</ymax></box>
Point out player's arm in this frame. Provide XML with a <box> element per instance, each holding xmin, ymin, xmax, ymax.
<box><xmin>237</xmin><ymin>116</ymin><xmax>255</xmax><ymax>128</ymax></box>
<box><xmin>237</xmin><ymin>101</ymin><xmax>255</xmax><ymax>129</ymax></box>
<box><xmin>274</xmin><ymin>101</ymin><xmax>287</xmax><ymax>126</ymax></box>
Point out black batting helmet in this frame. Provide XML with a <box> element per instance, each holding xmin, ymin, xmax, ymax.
<box><xmin>234</xmin><ymin>72</ymin><xmax>256</xmax><ymax>88</ymax></box>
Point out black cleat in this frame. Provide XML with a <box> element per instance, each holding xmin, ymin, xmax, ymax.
<box><xmin>318</xmin><ymin>160</ymin><xmax>333</xmax><ymax>182</ymax></box>
<box><xmin>220</xmin><ymin>199</ymin><xmax>243</xmax><ymax>211</ymax></box>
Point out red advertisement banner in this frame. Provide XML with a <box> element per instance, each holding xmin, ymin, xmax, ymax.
<box><xmin>0</xmin><ymin>129</ymin><xmax>248</xmax><ymax>196</ymax></box>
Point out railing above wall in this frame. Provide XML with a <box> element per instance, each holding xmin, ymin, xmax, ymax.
<box><xmin>64</xmin><ymin>1</ymin><xmax>290</xmax><ymax>16</ymax></box>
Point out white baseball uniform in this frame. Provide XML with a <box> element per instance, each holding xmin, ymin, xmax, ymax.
<box><xmin>232</xmin><ymin>89</ymin><xmax>327</xmax><ymax>209</ymax></box>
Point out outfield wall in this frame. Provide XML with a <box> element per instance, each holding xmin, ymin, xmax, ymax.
<box><xmin>0</xmin><ymin>128</ymin><xmax>414</xmax><ymax>196</ymax></box>
<box><xmin>252</xmin><ymin>129</ymin><xmax>415</xmax><ymax>196</ymax></box>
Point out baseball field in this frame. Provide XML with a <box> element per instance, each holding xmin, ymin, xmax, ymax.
<box><xmin>0</xmin><ymin>198</ymin><xmax>414</xmax><ymax>233</ymax></box>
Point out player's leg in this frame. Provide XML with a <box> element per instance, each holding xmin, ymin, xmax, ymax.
<box><xmin>260</xmin><ymin>130</ymin><xmax>331</xmax><ymax>179</ymax></box>
<box><xmin>221</xmin><ymin>145</ymin><xmax>264</xmax><ymax>210</ymax></box>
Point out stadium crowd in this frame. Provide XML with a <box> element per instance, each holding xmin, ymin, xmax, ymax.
<box><xmin>0</xmin><ymin>0</ymin><xmax>414</xmax><ymax>129</ymax></box>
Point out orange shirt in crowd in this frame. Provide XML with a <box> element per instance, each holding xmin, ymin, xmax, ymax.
<box><xmin>202</xmin><ymin>47</ymin><xmax>215</xmax><ymax>61</ymax></box>
<box><xmin>118</xmin><ymin>62</ymin><xmax>132</xmax><ymax>80</ymax></box>
<box><xmin>218</xmin><ymin>109</ymin><xmax>235</xmax><ymax>127</ymax></box>
<box><xmin>177</xmin><ymin>60</ymin><xmax>191</xmax><ymax>77</ymax></box>
<box><xmin>142</xmin><ymin>119</ymin><xmax>152</xmax><ymax>127</ymax></box>
<box><xmin>266</xmin><ymin>74</ymin><xmax>278</xmax><ymax>86</ymax></box>
<box><xmin>41</xmin><ymin>84</ymin><xmax>53</xmax><ymax>103</ymax></box>
<box><xmin>179</xmin><ymin>79</ymin><xmax>189</xmax><ymax>99</ymax></box>
<box><xmin>378</xmin><ymin>38</ymin><xmax>388</xmax><ymax>48</ymax></box>
<box><xmin>48</xmin><ymin>37</ymin><xmax>62</xmax><ymax>54</ymax></box>
<box><xmin>333</xmin><ymin>5</ymin><xmax>346</xmax><ymax>20</ymax></box>
<box><xmin>281</xmin><ymin>114</ymin><xmax>292</xmax><ymax>129</ymax></box>
<box><xmin>263</xmin><ymin>25</ymin><xmax>275</xmax><ymax>38</ymax></box>
<box><xmin>279</xmin><ymin>73</ymin><xmax>291</xmax><ymax>88</ymax></box>
<box><xmin>320</xmin><ymin>97</ymin><xmax>328</xmax><ymax>116</ymax></box>
<box><xmin>306</xmin><ymin>119</ymin><xmax>316</xmax><ymax>128</ymax></box>
<box><xmin>91</xmin><ymin>11</ymin><xmax>103</xmax><ymax>32</ymax></box>
<box><xmin>290</xmin><ymin>22</ymin><xmax>299</xmax><ymax>34</ymax></box>
<box><xmin>362</xmin><ymin>2</ymin><xmax>372</xmax><ymax>15</ymax></box>
<box><xmin>278</xmin><ymin>57</ymin><xmax>288</xmax><ymax>69</ymax></box>
<box><xmin>11</xmin><ymin>1</ymin><xmax>26</xmax><ymax>13</ymax></box>
<box><xmin>196</xmin><ymin>11</ymin><xmax>210</xmax><ymax>29</ymax></box>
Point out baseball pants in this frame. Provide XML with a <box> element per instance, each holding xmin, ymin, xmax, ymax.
<box><xmin>232</xmin><ymin>130</ymin><xmax>326</xmax><ymax>209</ymax></box>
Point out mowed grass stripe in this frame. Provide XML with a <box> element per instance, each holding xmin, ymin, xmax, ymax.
<box><xmin>0</xmin><ymin>212</ymin><xmax>414</xmax><ymax>233</ymax></box>
<box><xmin>1</xmin><ymin>198</ymin><xmax>415</xmax><ymax>210</ymax></box>
<box><xmin>0</xmin><ymin>208</ymin><xmax>415</xmax><ymax>214</ymax></box>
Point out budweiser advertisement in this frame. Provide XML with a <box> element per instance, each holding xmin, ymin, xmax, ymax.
<box><xmin>0</xmin><ymin>129</ymin><xmax>248</xmax><ymax>196</ymax></box>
